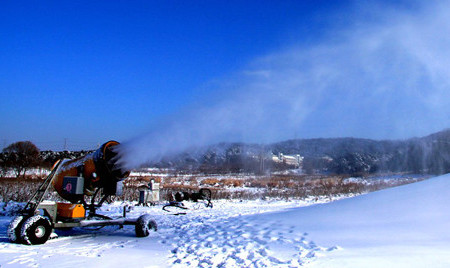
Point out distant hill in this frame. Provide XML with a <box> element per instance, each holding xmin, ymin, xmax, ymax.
<box><xmin>29</xmin><ymin>129</ymin><xmax>450</xmax><ymax>176</ymax></box>
<box><xmin>153</xmin><ymin>128</ymin><xmax>450</xmax><ymax>175</ymax></box>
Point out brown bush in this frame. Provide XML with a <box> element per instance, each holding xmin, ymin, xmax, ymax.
<box><xmin>201</xmin><ymin>178</ymin><xmax>220</xmax><ymax>186</ymax></box>
<box><xmin>0</xmin><ymin>170</ymin><xmax>427</xmax><ymax>204</ymax></box>
<box><xmin>221</xmin><ymin>178</ymin><xmax>244</xmax><ymax>187</ymax></box>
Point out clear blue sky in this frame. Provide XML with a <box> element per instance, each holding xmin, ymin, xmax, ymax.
<box><xmin>2</xmin><ymin>0</ymin><xmax>448</xmax><ymax>152</ymax></box>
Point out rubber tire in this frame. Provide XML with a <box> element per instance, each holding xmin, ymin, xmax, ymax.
<box><xmin>199</xmin><ymin>188</ymin><xmax>212</xmax><ymax>200</ymax></box>
<box><xmin>7</xmin><ymin>215</ymin><xmax>26</xmax><ymax>243</ymax></box>
<box><xmin>200</xmin><ymin>188</ymin><xmax>213</xmax><ymax>208</ymax></box>
<box><xmin>20</xmin><ymin>215</ymin><xmax>53</xmax><ymax>245</ymax></box>
<box><xmin>135</xmin><ymin>214</ymin><xmax>157</xmax><ymax>237</ymax></box>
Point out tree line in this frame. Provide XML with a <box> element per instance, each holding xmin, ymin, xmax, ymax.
<box><xmin>1</xmin><ymin>141</ymin><xmax>90</xmax><ymax>178</ymax></box>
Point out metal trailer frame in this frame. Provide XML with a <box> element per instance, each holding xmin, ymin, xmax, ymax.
<box><xmin>36</xmin><ymin>201</ymin><xmax>140</xmax><ymax>229</ymax></box>
<box><xmin>8</xmin><ymin>160</ymin><xmax>157</xmax><ymax>245</ymax></box>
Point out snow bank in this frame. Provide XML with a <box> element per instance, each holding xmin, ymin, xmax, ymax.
<box><xmin>249</xmin><ymin>174</ymin><xmax>450</xmax><ymax>267</ymax></box>
<box><xmin>1</xmin><ymin>175</ymin><xmax>449</xmax><ymax>267</ymax></box>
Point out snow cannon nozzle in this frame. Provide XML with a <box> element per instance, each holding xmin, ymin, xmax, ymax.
<box><xmin>93</xmin><ymin>140</ymin><xmax>130</xmax><ymax>182</ymax></box>
<box><xmin>50</xmin><ymin>140</ymin><xmax>130</xmax><ymax>203</ymax></box>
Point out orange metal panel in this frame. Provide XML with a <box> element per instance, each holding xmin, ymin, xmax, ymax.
<box><xmin>57</xmin><ymin>203</ymin><xmax>86</xmax><ymax>219</ymax></box>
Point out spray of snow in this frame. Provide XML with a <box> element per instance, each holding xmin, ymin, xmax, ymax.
<box><xmin>117</xmin><ymin>1</ymin><xmax>450</xmax><ymax>169</ymax></box>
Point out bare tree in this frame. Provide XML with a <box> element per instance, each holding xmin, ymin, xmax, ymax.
<box><xmin>3</xmin><ymin>141</ymin><xmax>41</xmax><ymax>178</ymax></box>
<box><xmin>0</xmin><ymin>153</ymin><xmax>7</xmax><ymax>178</ymax></box>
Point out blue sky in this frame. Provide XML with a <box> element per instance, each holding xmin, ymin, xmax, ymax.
<box><xmin>1</xmin><ymin>1</ymin><xmax>449</xmax><ymax>153</ymax></box>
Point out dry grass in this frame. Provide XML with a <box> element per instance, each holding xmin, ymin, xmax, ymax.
<box><xmin>0</xmin><ymin>171</ymin><xmax>427</xmax><ymax>204</ymax></box>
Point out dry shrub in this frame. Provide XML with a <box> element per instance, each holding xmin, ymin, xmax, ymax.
<box><xmin>162</xmin><ymin>177</ymin><xmax>177</xmax><ymax>184</ymax></box>
<box><xmin>123</xmin><ymin>177</ymin><xmax>148</xmax><ymax>187</ymax></box>
<box><xmin>0</xmin><ymin>169</ymin><xmax>427</xmax><ymax>203</ymax></box>
<box><xmin>0</xmin><ymin>178</ymin><xmax>60</xmax><ymax>203</ymax></box>
<box><xmin>187</xmin><ymin>176</ymin><xmax>199</xmax><ymax>186</ymax></box>
<box><xmin>246</xmin><ymin>178</ymin><xmax>268</xmax><ymax>188</ymax></box>
<box><xmin>267</xmin><ymin>181</ymin><xmax>278</xmax><ymax>188</ymax></box>
<box><xmin>221</xmin><ymin>178</ymin><xmax>243</xmax><ymax>187</ymax></box>
<box><xmin>202</xmin><ymin>178</ymin><xmax>220</xmax><ymax>186</ymax></box>
<box><xmin>161</xmin><ymin>184</ymin><xmax>198</xmax><ymax>191</ymax></box>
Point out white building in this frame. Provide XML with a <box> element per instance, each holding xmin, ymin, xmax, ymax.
<box><xmin>272</xmin><ymin>153</ymin><xmax>304</xmax><ymax>168</ymax></box>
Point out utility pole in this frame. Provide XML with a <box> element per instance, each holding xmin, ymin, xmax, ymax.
<box><xmin>64</xmin><ymin>138</ymin><xmax>68</xmax><ymax>151</ymax></box>
<box><xmin>259</xmin><ymin>145</ymin><xmax>265</xmax><ymax>174</ymax></box>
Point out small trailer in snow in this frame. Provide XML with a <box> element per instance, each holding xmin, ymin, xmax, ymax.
<box><xmin>7</xmin><ymin>141</ymin><xmax>157</xmax><ymax>245</ymax></box>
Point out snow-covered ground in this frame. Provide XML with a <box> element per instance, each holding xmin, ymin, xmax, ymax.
<box><xmin>0</xmin><ymin>174</ymin><xmax>449</xmax><ymax>267</ymax></box>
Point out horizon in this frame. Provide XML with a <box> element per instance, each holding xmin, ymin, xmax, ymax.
<box><xmin>10</xmin><ymin>127</ymin><xmax>448</xmax><ymax>153</ymax></box>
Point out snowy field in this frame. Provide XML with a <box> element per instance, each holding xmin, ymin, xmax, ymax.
<box><xmin>1</xmin><ymin>174</ymin><xmax>449</xmax><ymax>267</ymax></box>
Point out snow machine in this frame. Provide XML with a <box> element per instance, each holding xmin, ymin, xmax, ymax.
<box><xmin>7</xmin><ymin>141</ymin><xmax>157</xmax><ymax>245</ymax></box>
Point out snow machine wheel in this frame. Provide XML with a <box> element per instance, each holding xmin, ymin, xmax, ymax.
<box><xmin>199</xmin><ymin>188</ymin><xmax>213</xmax><ymax>208</ymax></box>
<box><xmin>7</xmin><ymin>215</ymin><xmax>26</xmax><ymax>243</ymax></box>
<box><xmin>20</xmin><ymin>215</ymin><xmax>53</xmax><ymax>245</ymax></box>
<box><xmin>135</xmin><ymin>214</ymin><xmax>157</xmax><ymax>237</ymax></box>
<box><xmin>199</xmin><ymin>188</ymin><xmax>211</xmax><ymax>199</ymax></box>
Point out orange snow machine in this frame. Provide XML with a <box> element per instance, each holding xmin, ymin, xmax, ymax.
<box><xmin>7</xmin><ymin>141</ymin><xmax>157</xmax><ymax>245</ymax></box>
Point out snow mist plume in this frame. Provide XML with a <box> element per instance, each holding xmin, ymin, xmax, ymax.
<box><xmin>117</xmin><ymin>1</ymin><xmax>450</xmax><ymax>169</ymax></box>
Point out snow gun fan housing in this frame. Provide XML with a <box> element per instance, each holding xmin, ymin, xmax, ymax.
<box><xmin>51</xmin><ymin>141</ymin><xmax>130</xmax><ymax>203</ymax></box>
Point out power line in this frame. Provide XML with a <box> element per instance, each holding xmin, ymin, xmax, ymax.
<box><xmin>2</xmin><ymin>138</ymin><xmax>105</xmax><ymax>151</ymax></box>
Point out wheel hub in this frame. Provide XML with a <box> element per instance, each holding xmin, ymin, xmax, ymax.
<box><xmin>35</xmin><ymin>226</ymin><xmax>46</xmax><ymax>238</ymax></box>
